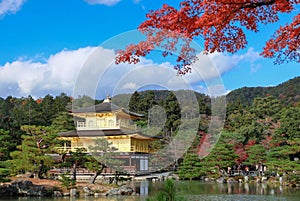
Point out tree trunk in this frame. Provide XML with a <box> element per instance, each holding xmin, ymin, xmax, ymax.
<box><xmin>114</xmin><ymin>171</ymin><xmax>121</xmax><ymax>185</ymax></box>
<box><xmin>72</xmin><ymin>163</ymin><xmax>77</xmax><ymax>181</ymax></box>
<box><xmin>257</xmin><ymin>164</ymin><xmax>262</xmax><ymax>177</ymax></box>
<box><xmin>89</xmin><ymin>165</ymin><xmax>105</xmax><ymax>184</ymax></box>
<box><xmin>38</xmin><ymin>160</ymin><xmax>44</xmax><ymax>179</ymax></box>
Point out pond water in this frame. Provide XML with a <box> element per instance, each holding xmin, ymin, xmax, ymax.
<box><xmin>0</xmin><ymin>181</ymin><xmax>299</xmax><ymax>201</ymax></box>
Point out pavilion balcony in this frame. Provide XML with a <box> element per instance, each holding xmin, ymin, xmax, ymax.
<box><xmin>76</xmin><ymin>120</ymin><xmax>139</xmax><ymax>131</ymax></box>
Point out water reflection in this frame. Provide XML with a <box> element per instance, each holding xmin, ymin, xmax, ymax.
<box><xmin>0</xmin><ymin>181</ymin><xmax>299</xmax><ymax>201</ymax></box>
<box><xmin>175</xmin><ymin>181</ymin><xmax>299</xmax><ymax>197</ymax></box>
<box><xmin>138</xmin><ymin>181</ymin><xmax>149</xmax><ymax>196</ymax></box>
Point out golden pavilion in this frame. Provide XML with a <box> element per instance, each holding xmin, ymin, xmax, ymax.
<box><xmin>58</xmin><ymin>96</ymin><xmax>159</xmax><ymax>173</ymax></box>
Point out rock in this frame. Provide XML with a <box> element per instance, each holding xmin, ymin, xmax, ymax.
<box><xmin>11</xmin><ymin>180</ymin><xmax>46</xmax><ymax>196</ymax></box>
<box><xmin>279</xmin><ymin>176</ymin><xmax>283</xmax><ymax>185</ymax></box>
<box><xmin>16</xmin><ymin>172</ymin><xmax>34</xmax><ymax>178</ymax></box>
<box><xmin>53</xmin><ymin>191</ymin><xmax>62</xmax><ymax>197</ymax></box>
<box><xmin>118</xmin><ymin>186</ymin><xmax>134</xmax><ymax>195</ymax></box>
<box><xmin>107</xmin><ymin>186</ymin><xmax>134</xmax><ymax>196</ymax></box>
<box><xmin>0</xmin><ymin>184</ymin><xmax>18</xmax><ymax>196</ymax></box>
<box><xmin>70</xmin><ymin>188</ymin><xmax>77</xmax><ymax>196</ymax></box>
<box><xmin>227</xmin><ymin>178</ymin><xmax>237</xmax><ymax>183</ymax></box>
<box><xmin>261</xmin><ymin>176</ymin><xmax>268</xmax><ymax>183</ymax></box>
<box><xmin>216</xmin><ymin>177</ymin><xmax>225</xmax><ymax>183</ymax></box>
<box><xmin>167</xmin><ymin>174</ymin><xmax>180</xmax><ymax>180</ymax></box>
<box><xmin>63</xmin><ymin>192</ymin><xmax>70</xmax><ymax>196</ymax></box>
<box><xmin>11</xmin><ymin>180</ymin><xmax>33</xmax><ymax>189</ymax></box>
<box><xmin>204</xmin><ymin>177</ymin><xmax>210</xmax><ymax>182</ymax></box>
<box><xmin>83</xmin><ymin>186</ymin><xmax>93</xmax><ymax>195</ymax></box>
<box><xmin>107</xmin><ymin>188</ymin><xmax>119</xmax><ymax>196</ymax></box>
<box><xmin>96</xmin><ymin>192</ymin><xmax>107</xmax><ymax>196</ymax></box>
<box><xmin>131</xmin><ymin>192</ymin><xmax>139</xmax><ymax>196</ymax></box>
<box><xmin>244</xmin><ymin>176</ymin><xmax>249</xmax><ymax>183</ymax></box>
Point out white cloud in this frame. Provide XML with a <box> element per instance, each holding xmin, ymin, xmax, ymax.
<box><xmin>84</xmin><ymin>0</ymin><xmax>121</xmax><ymax>6</ymax></box>
<box><xmin>0</xmin><ymin>0</ymin><xmax>26</xmax><ymax>17</ymax></box>
<box><xmin>187</xmin><ymin>47</ymin><xmax>262</xmax><ymax>83</ymax></box>
<box><xmin>122</xmin><ymin>82</ymin><xmax>138</xmax><ymax>90</ymax></box>
<box><xmin>0</xmin><ymin>46</ymin><xmax>261</xmax><ymax>99</ymax></box>
<box><xmin>0</xmin><ymin>47</ymin><xmax>97</xmax><ymax>97</ymax></box>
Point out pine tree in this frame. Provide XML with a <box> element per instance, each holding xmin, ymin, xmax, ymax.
<box><xmin>9</xmin><ymin>125</ymin><xmax>61</xmax><ymax>178</ymax></box>
<box><xmin>85</xmin><ymin>138</ymin><xmax>123</xmax><ymax>184</ymax></box>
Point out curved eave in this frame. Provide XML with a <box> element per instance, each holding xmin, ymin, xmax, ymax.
<box><xmin>122</xmin><ymin>109</ymin><xmax>144</xmax><ymax>118</ymax></box>
<box><xmin>58</xmin><ymin>129</ymin><xmax>161</xmax><ymax>140</ymax></box>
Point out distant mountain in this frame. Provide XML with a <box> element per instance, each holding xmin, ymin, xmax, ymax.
<box><xmin>111</xmin><ymin>89</ymin><xmax>211</xmax><ymax>116</ymax></box>
<box><xmin>111</xmin><ymin>76</ymin><xmax>300</xmax><ymax>111</ymax></box>
<box><xmin>226</xmin><ymin>76</ymin><xmax>300</xmax><ymax>106</ymax></box>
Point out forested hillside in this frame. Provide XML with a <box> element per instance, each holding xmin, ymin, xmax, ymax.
<box><xmin>0</xmin><ymin>77</ymin><xmax>299</xmax><ymax>184</ymax></box>
<box><xmin>226</xmin><ymin>76</ymin><xmax>300</xmax><ymax>106</ymax></box>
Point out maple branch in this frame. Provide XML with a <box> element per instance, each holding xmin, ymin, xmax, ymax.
<box><xmin>221</xmin><ymin>0</ymin><xmax>277</xmax><ymax>9</ymax></box>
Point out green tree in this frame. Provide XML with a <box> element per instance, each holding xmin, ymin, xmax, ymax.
<box><xmin>250</xmin><ymin>96</ymin><xmax>282</xmax><ymax>119</ymax></box>
<box><xmin>140</xmin><ymin>91</ymin><xmax>157</xmax><ymax>117</ymax></box>
<box><xmin>275</xmin><ymin>105</ymin><xmax>300</xmax><ymax>141</ymax></box>
<box><xmin>239</xmin><ymin>121</ymin><xmax>266</xmax><ymax>143</ymax></box>
<box><xmin>9</xmin><ymin>125</ymin><xmax>61</xmax><ymax>178</ymax></box>
<box><xmin>86</xmin><ymin>138</ymin><xmax>123</xmax><ymax>184</ymax></box>
<box><xmin>227</xmin><ymin>110</ymin><xmax>256</xmax><ymax>131</ymax></box>
<box><xmin>0</xmin><ymin>161</ymin><xmax>10</xmax><ymax>182</ymax></box>
<box><xmin>146</xmin><ymin>179</ymin><xmax>185</xmax><ymax>201</ymax></box>
<box><xmin>38</xmin><ymin>94</ymin><xmax>55</xmax><ymax>126</ymax></box>
<box><xmin>246</xmin><ymin>144</ymin><xmax>268</xmax><ymax>176</ymax></box>
<box><xmin>178</xmin><ymin>132</ymin><xmax>238</xmax><ymax>179</ymax></box>
<box><xmin>51</xmin><ymin>111</ymin><xmax>75</xmax><ymax>132</ymax></box>
<box><xmin>0</xmin><ymin>129</ymin><xmax>16</xmax><ymax>161</ymax></box>
<box><xmin>163</xmin><ymin>93</ymin><xmax>181</xmax><ymax>136</ymax></box>
<box><xmin>11</xmin><ymin>96</ymin><xmax>41</xmax><ymax>126</ymax></box>
<box><xmin>177</xmin><ymin>153</ymin><xmax>203</xmax><ymax>180</ymax></box>
<box><xmin>63</xmin><ymin>148</ymin><xmax>88</xmax><ymax>182</ymax></box>
<box><xmin>53</xmin><ymin>93</ymin><xmax>71</xmax><ymax>113</ymax></box>
<box><xmin>267</xmin><ymin>105</ymin><xmax>300</xmax><ymax>173</ymax></box>
<box><xmin>266</xmin><ymin>139</ymin><xmax>300</xmax><ymax>173</ymax></box>
<box><xmin>129</xmin><ymin>91</ymin><xmax>142</xmax><ymax>113</ymax></box>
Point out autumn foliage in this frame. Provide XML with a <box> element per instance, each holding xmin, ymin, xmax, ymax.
<box><xmin>116</xmin><ymin>0</ymin><xmax>299</xmax><ymax>74</ymax></box>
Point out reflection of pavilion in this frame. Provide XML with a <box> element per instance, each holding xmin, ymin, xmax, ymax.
<box><xmin>58</xmin><ymin>96</ymin><xmax>160</xmax><ymax>174</ymax></box>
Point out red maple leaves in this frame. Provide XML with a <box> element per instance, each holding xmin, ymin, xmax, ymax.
<box><xmin>116</xmin><ymin>0</ymin><xmax>299</xmax><ymax>74</ymax></box>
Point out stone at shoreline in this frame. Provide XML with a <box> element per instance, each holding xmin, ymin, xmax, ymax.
<box><xmin>216</xmin><ymin>177</ymin><xmax>226</xmax><ymax>183</ymax></box>
<box><xmin>11</xmin><ymin>179</ymin><xmax>47</xmax><ymax>196</ymax></box>
<box><xmin>53</xmin><ymin>191</ymin><xmax>62</xmax><ymax>197</ymax></box>
<box><xmin>83</xmin><ymin>186</ymin><xmax>94</xmax><ymax>195</ymax></box>
<box><xmin>107</xmin><ymin>186</ymin><xmax>134</xmax><ymax>196</ymax></box>
<box><xmin>227</xmin><ymin>178</ymin><xmax>238</xmax><ymax>183</ymax></box>
<box><xmin>0</xmin><ymin>184</ymin><xmax>18</xmax><ymax>196</ymax></box>
<box><xmin>63</xmin><ymin>192</ymin><xmax>70</xmax><ymax>196</ymax></box>
<box><xmin>261</xmin><ymin>176</ymin><xmax>268</xmax><ymax>183</ymax></box>
<box><xmin>94</xmin><ymin>192</ymin><xmax>107</xmax><ymax>196</ymax></box>
<box><xmin>70</xmin><ymin>188</ymin><xmax>78</xmax><ymax>196</ymax></box>
<box><xmin>15</xmin><ymin>172</ymin><xmax>34</xmax><ymax>178</ymax></box>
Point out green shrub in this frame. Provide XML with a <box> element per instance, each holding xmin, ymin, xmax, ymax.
<box><xmin>146</xmin><ymin>179</ymin><xmax>186</xmax><ymax>201</ymax></box>
<box><xmin>0</xmin><ymin>168</ymin><xmax>10</xmax><ymax>182</ymax></box>
<box><xmin>59</xmin><ymin>172</ymin><xmax>76</xmax><ymax>189</ymax></box>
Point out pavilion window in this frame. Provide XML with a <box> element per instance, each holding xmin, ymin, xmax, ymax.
<box><xmin>77</xmin><ymin>121</ymin><xmax>85</xmax><ymax>127</ymax></box>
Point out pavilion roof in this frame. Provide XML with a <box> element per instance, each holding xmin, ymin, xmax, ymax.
<box><xmin>59</xmin><ymin>129</ymin><xmax>161</xmax><ymax>140</ymax></box>
<box><xmin>71</xmin><ymin>101</ymin><xmax>144</xmax><ymax>118</ymax></box>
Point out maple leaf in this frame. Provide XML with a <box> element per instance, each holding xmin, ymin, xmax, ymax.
<box><xmin>116</xmin><ymin>0</ymin><xmax>299</xmax><ymax>74</ymax></box>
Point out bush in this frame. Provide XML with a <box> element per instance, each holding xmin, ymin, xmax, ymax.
<box><xmin>59</xmin><ymin>172</ymin><xmax>76</xmax><ymax>189</ymax></box>
<box><xmin>286</xmin><ymin>174</ymin><xmax>300</xmax><ymax>186</ymax></box>
<box><xmin>0</xmin><ymin>168</ymin><xmax>10</xmax><ymax>182</ymax></box>
<box><xmin>146</xmin><ymin>179</ymin><xmax>186</xmax><ymax>201</ymax></box>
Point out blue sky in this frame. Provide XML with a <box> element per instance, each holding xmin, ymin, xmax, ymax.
<box><xmin>0</xmin><ymin>0</ymin><xmax>299</xmax><ymax>99</ymax></box>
